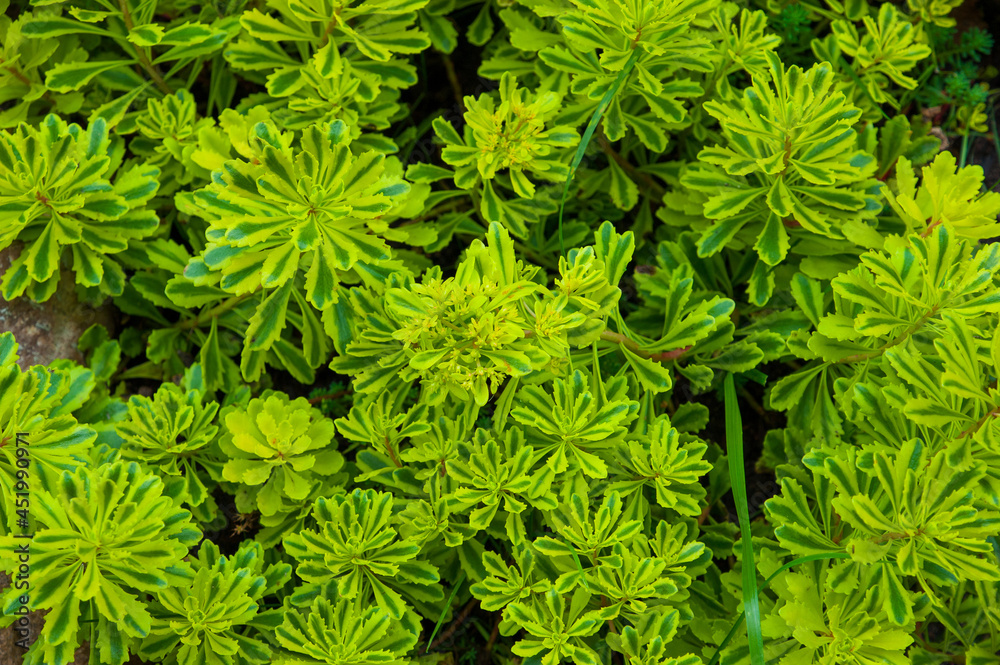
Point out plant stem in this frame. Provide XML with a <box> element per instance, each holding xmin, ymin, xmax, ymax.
<box><xmin>4</xmin><ymin>65</ymin><xmax>57</xmax><ymax>104</ymax></box>
<box><xmin>383</xmin><ymin>436</ymin><xmax>402</xmax><ymax>468</ymax></box>
<box><xmin>4</xmin><ymin>65</ymin><xmax>31</xmax><ymax>87</ymax></box>
<box><xmin>737</xmin><ymin>384</ymin><xmax>766</xmax><ymax>417</ymax></box>
<box><xmin>837</xmin><ymin>304</ymin><xmax>940</xmax><ymax>363</ymax></box>
<box><xmin>697</xmin><ymin>502</ymin><xmax>712</xmax><ymax>526</ymax></box>
<box><xmin>525</xmin><ymin>327</ymin><xmax>691</xmax><ymax>362</ymax></box>
<box><xmin>871</xmin><ymin>529</ymin><xmax>921</xmax><ymax>544</ymax></box>
<box><xmin>470</xmin><ymin>187</ymin><xmax>487</xmax><ymax>225</ymax></box>
<box><xmin>599</xmin><ymin>595</ymin><xmax>619</xmax><ymax>634</ymax></box>
<box><xmin>958</xmin><ymin>404</ymin><xmax>1000</xmax><ymax>440</ymax></box>
<box><xmin>175</xmin><ymin>294</ymin><xmax>251</xmax><ymax>330</ymax></box>
<box><xmin>598</xmin><ymin>329</ymin><xmax>690</xmax><ymax>362</ymax></box>
<box><xmin>477</xmin><ymin>614</ymin><xmax>502</xmax><ymax>665</ymax></box>
<box><xmin>307</xmin><ymin>389</ymin><xmax>349</xmax><ymax>405</ymax></box>
<box><xmin>596</xmin><ymin>127</ymin><xmax>666</xmax><ymax>199</ymax></box>
<box><xmin>442</xmin><ymin>53</ymin><xmax>465</xmax><ymax>113</ymax></box>
<box><xmin>118</xmin><ymin>0</ymin><xmax>173</xmax><ymax>94</ymax></box>
<box><xmin>407</xmin><ymin>196</ymin><xmax>472</xmax><ymax>224</ymax></box>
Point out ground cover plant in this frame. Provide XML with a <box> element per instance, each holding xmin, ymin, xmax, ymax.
<box><xmin>1</xmin><ymin>0</ymin><xmax>1000</xmax><ymax>664</ymax></box>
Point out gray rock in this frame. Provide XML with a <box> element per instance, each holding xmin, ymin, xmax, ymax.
<box><xmin>0</xmin><ymin>242</ymin><xmax>116</xmax><ymax>370</ymax></box>
<box><xmin>0</xmin><ymin>571</ymin><xmax>90</xmax><ymax>665</ymax></box>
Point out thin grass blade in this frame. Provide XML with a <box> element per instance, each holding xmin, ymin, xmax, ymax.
<box><xmin>425</xmin><ymin>571</ymin><xmax>467</xmax><ymax>652</ymax></box>
<box><xmin>724</xmin><ymin>373</ymin><xmax>765</xmax><ymax>665</ymax></box>
<box><xmin>706</xmin><ymin>552</ymin><xmax>850</xmax><ymax>665</ymax></box>
<box><xmin>558</xmin><ymin>48</ymin><xmax>642</xmax><ymax>256</ymax></box>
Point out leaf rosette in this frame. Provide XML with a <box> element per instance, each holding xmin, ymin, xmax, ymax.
<box><xmin>219</xmin><ymin>391</ymin><xmax>343</xmax><ymax>517</ymax></box>
<box><xmin>0</xmin><ymin>456</ymin><xmax>202</xmax><ymax>665</ymax></box>
<box><xmin>0</xmin><ymin>115</ymin><xmax>160</xmax><ymax>301</ymax></box>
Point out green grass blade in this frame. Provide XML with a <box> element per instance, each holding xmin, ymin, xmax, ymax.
<box><xmin>724</xmin><ymin>373</ymin><xmax>765</xmax><ymax>665</ymax></box>
<box><xmin>425</xmin><ymin>571</ymin><xmax>467</xmax><ymax>652</ymax></box>
<box><xmin>558</xmin><ymin>48</ymin><xmax>642</xmax><ymax>256</ymax></box>
<box><xmin>706</xmin><ymin>552</ymin><xmax>850</xmax><ymax>665</ymax></box>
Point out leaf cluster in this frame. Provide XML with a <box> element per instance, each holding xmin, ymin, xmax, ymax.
<box><xmin>2</xmin><ymin>1</ymin><xmax>1000</xmax><ymax>664</ymax></box>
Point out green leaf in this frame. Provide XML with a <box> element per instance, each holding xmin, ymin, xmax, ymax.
<box><xmin>754</xmin><ymin>213</ymin><xmax>789</xmax><ymax>266</ymax></box>
<box><xmin>486</xmin><ymin>222</ymin><xmax>516</xmax><ymax>285</ymax></box>
<box><xmin>89</xmin><ymin>86</ymin><xmax>149</xmax><ymax>128</ymax></box>
<box><xmin>481</xmin><ymin>180</ymin><xmax>504</xmax><ymax>225</ymax></box>
<box><xmin>880</xmin><ymin>567</ymin><xmax>914</xmax><ymax>626</ymax></box>
<box><xmin>245</xmin><ymin>283</ymin><xmax>292</xmax><ymax>352</ymax></box>
<box><xmin>697</xmin><ymin>213</ymin><xmax>754</xmax><ymax>257</ymax></box>
<box><xmin>273</xmin><ymin>338</ymin><xmax>315</xmax><ymax>383</ymax></box>
<box><xmin>159</xmin><ymin>22</ymin><xmax>215</xmax><ymax>45</ymax></box>
<box><xmin>482</xmin><ymin>349</ymin><xmax>533</xmax><ymax>375</ymax></box>
<box><xmin>467</xmin><ymin>2</ymin><xmax>494</xmax><ymax>46</ymax></box>
<box><xmin>607</xmin><ymin>159</ymin><xmax>638</xmax><ymax>210</ymax></box>
<box><xmin>200</xmin><ymin>318</ymin><xmax>225</xmax><ymax>390</ymax></box>
<box><xmin>22</xmin><ymin>17</ymin><xmax>114</xmax><ymax>37</ymax></box>
<box><xmin>765</xmin><ymin>178</ymin><xmax>795</xmax><ymax>218</ymax></box>
<box><xmin>706</xmin><ymin>342</ymin><xmax>764</xmax><ymax>372</ymax></box>
<box><xmin>154</xmin><ymin>31</ymin><xmax>229</xmax><ymax>64</ymax></box>
<box><xmin>902</xmin><ymin>398</ymin><xmax>971</xmax><ymax>427</ymax></box>
<box><xmin>747</xmin><ymin>260</ymin><xmax>775</xmax><ymax>306</ymax></box>
<box><xmin>769</xmin><ymin>365</ymin><xmax>824</xmax><ymax>411</ymax></box>
<box><xmin>240</xmin><ymin>9</ymin><xmax>314</xmax><ymax>41</ymax></box>
<box><xmin>621</xmin><ymin>346</ymin><xmax>672</xmax><ymax>393</ymax></box>
<box><xmin>703</xmin><ymin>188</ymin><xmax>764</xmax><ymax>220</ymax></box>
<box><xmin>47</xmin><ymin>60</ymin><xmax>137</xmax><ymax>92</ymax></box>
<box><xmin>420</xmin><ymin>10</ymin><xmax>457</xmax><ymax>53</ymax></box>
<box><xmin>409</xmin><ymin>349</ymin><xmax>448</xmax><ymax>370</ymax></box>
<box><xmin>594</xmin><ymin>221</ymin><xmax>634</xmax><ymax>285</ymax></box>
<box><xmin>790</xmin><ymin>273</ymin><xmax>824</xmax><ymax>326</ymax></box>
<box><xmin>405</xmin><ymin>163</ymin><xmax>453</xmax><ymax>183</ymax></box>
